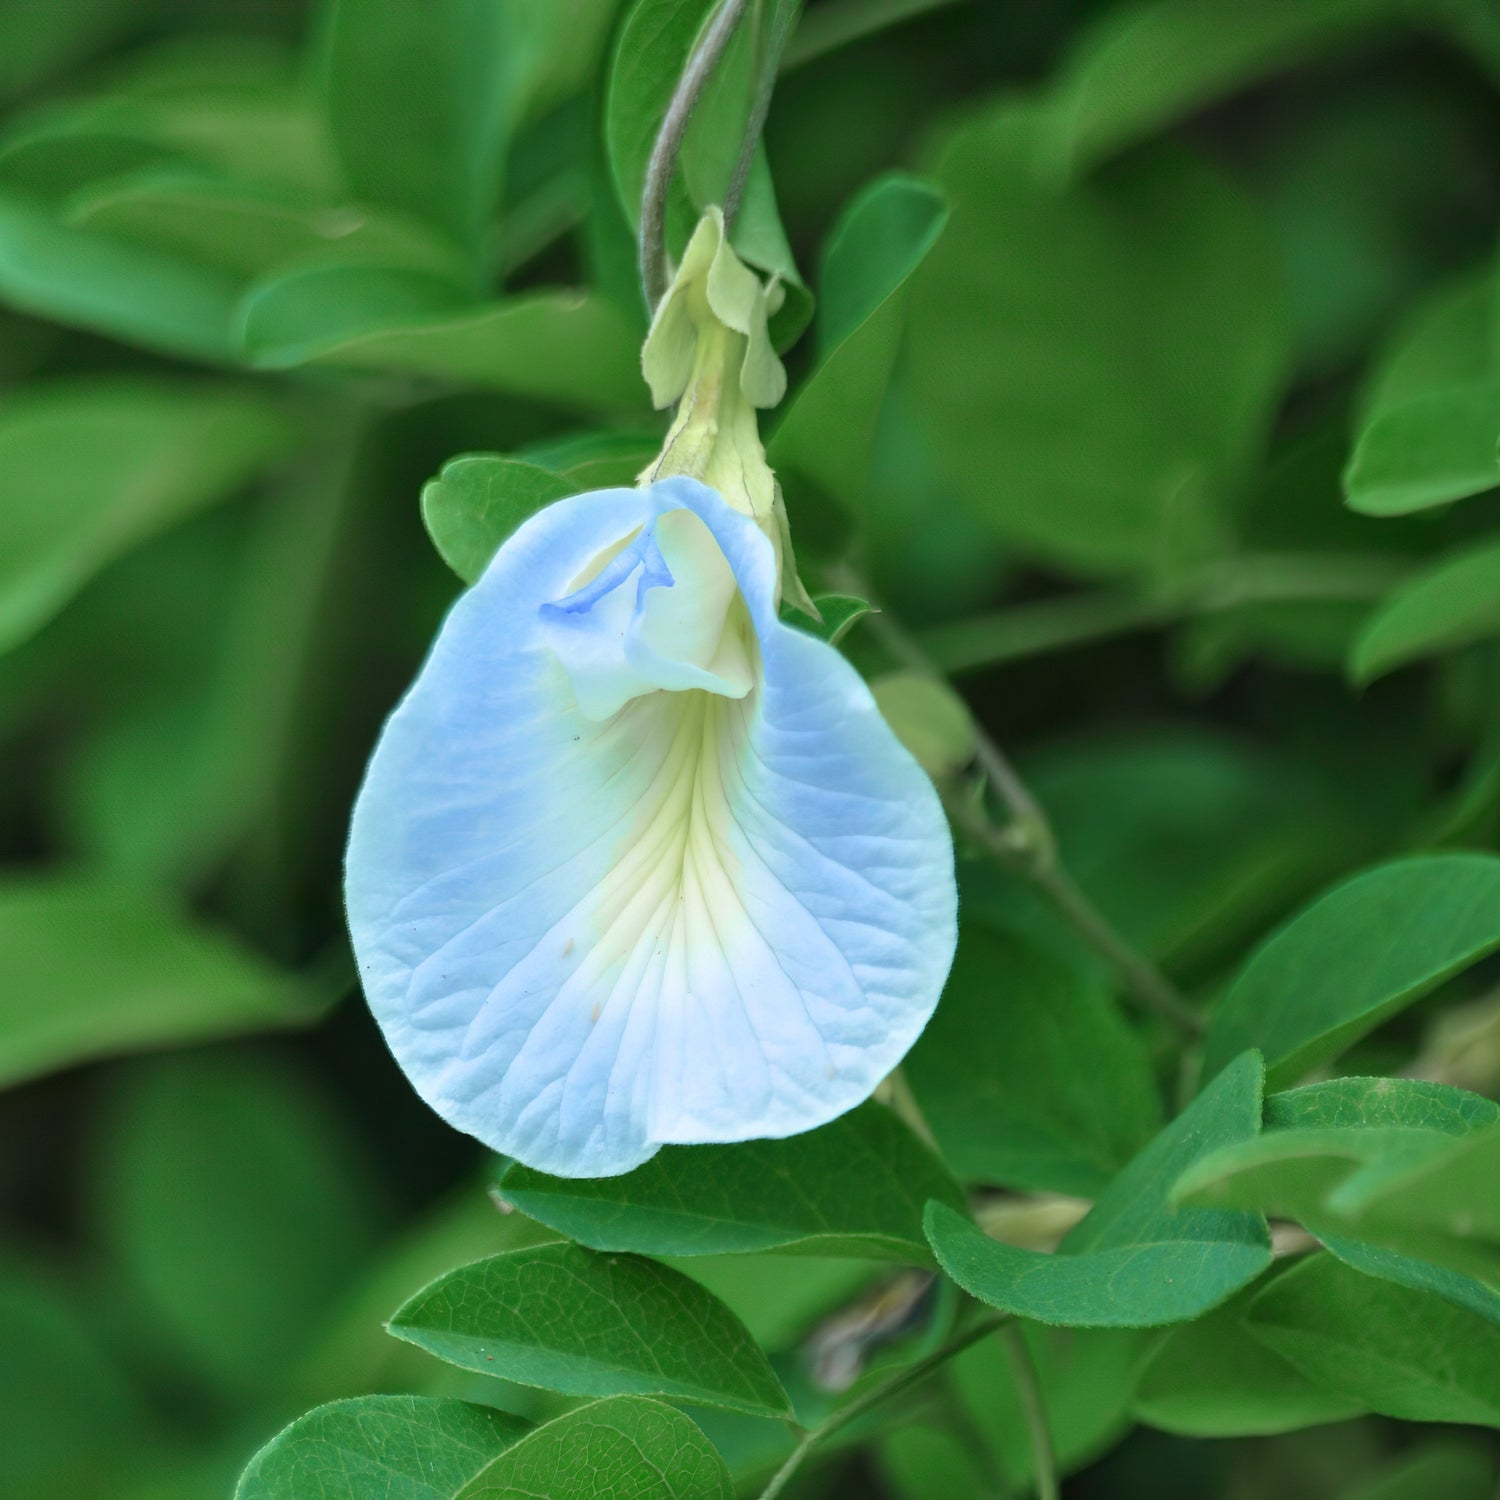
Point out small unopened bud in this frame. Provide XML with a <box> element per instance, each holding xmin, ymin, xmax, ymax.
<box><xmin>871</xmin><ymin>671</ymin><xmax>977</xmax><ymax>782</ymax></box>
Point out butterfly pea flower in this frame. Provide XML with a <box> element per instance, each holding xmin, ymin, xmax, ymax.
<box><xmin>346</xmin><ymin>211</ymin><xmax>957</xmax><ymax>1178</ymax></box>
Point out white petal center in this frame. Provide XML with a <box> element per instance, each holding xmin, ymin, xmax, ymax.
<box><xmin>540</xmin><ymin>509</ymin><xmax>755</xmax><ymax>720</ymax></box>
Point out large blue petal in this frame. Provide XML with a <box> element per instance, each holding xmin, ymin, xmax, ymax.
<box><xmin>346</xmin><ymin>477</ymin><xmax>957</xmax><ymax>1176</ymax></box>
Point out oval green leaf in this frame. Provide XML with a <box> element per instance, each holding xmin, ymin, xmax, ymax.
<box><xmin>1132</xmin><ymin>1272</ymin><xmax>1365</xmax><ymax>1436</ymax></box>
<box><xmin>498</xmin><ymin>1102</ymin><xmax>963</xmax><ymax>1263</ymax></box>
<box><xmin>1344</xmin><ymin>383</ymin><xmax>1500</xmax><ymax>516</ymax></box>
<box><xmin>770</xmin><ymin>173</ymin><xmax>946</xmax><ymax>512</ymax></box>
<box><xmin>239</xmin><ymin>265</ymin><xmax>644</xmax><ymax>412</ymax></box>
<box><xmin>453</xmin><ymin>1396</ymin><xmax>733</xmax><ymax>1500</ymax></box>
<box><xmin>924</xmin><ymin>1051</ymin><xmax>1271</xmax><ymax>1327</ymax></box>
<box><xmin>421</xmin><ymin>455</ymin><xmax>574</xmax><ymax>584</ymax></box>
<box><xmin>1043</xmin><ymin>0</ymin><xmax>1412</xmax><ymax>177</ymax></box>
<box><xmin>0</xmin><ymin>876</ymin><xmax>330</xmax><ymax>1091</ymax></box>
<box><xmin>388</xmin><ymin>1242</ymin><xmax>793</xmax><ymax>1418</ymax></box>
<box><xmin>1175</xmin><ymin>1075</ymin><xmax>1500</xmax><ymax>1225</ymax></box>
<box><xmin>236</xmin><ymin>1396</ymin><xmax>532</xmax><ymax>1500</ymax></box>
<box><xmin>0</xmin><ymin>378</ymin><xmax>291</xmax><ymax>656</ymax></box>
<box><xmin>907</xmin><ymin>101</ymin><xmax>1287</xmax><ymax>575</ymax></box>
<box><xmin>1246</xmin><ymin>1253</ymin><xmax>1500</xmax><ymax>1428</ymax></box>
<box><xmin>1352</xmin><ymin>533</ymin><xmax>1500</xmax><ymax>682</ymax></box>
<box><xmin>1203</xmin><ymin>853</ymin><xmax>1500</xmax><ymax>1087</ymax></box>
<box><xmin>1176</xmin><ymin>1077</ymin><xmax>1500</xmax><ymax>1326</ymax></box>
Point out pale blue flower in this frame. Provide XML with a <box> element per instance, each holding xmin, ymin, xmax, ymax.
<box><xmin>346</xmin><ymin>473</ymin><xmax>954</xmax><ymax>1180</ymax></box>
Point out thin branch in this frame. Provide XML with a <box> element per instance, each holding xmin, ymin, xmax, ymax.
<box><xmin>639</xmin><ymin>0</ymin><xmax>752</xmax><ymax>311</ymax></box>
<box><xmin>947</xmin><ymin>786</ymin><xmax>1205</xmax><ymax>1039</ymax></box>
<box><xmin>1001</xmin><ymin>1322</ymin><xmax>1058</xmax><ymax>1500</ymax></box>
<box><xmin>757</xmin><ymin>1311</ymin><xmax>1009</xmax><ymax>1500</ymax></box>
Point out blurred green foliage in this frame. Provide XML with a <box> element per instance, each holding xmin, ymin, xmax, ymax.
<box><xmin>3</xmin><ymin>0</ymin><xmax>1500</xmax><ymax>1496</ymax></box>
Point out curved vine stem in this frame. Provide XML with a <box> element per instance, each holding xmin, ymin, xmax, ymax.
<box><xmin>757</xmin><ymin>1311</ymin><xmax>1009</xmax><ymax>1500</ymax></box>
<box><xmin>639</xmin><ymin>0</ymin><xmax>753</xmax><ymax>311</ymax></box>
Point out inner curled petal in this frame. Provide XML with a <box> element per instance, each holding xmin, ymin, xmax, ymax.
<box><xmin>540</xmin><ymin>509</ymin><xmax>755</xmax><ymax>720</ymax></box>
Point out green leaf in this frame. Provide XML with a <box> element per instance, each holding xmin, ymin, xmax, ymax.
<box><xmin>1344</xmin><ymin>265</ymin><xmax>1500</xmax><ymax>515</ymax></box>
<box><xmin>60</xmin><ymin>437</ymin><xmax>358</xmax><ymax>885</ymax></box>
<box><xmin>1356</xmin><ymin>267</ymin><xmax>1495</xmax><ymax>418</ymax></box>
<box><xmin>1353</xmin><ymin>534</ymin><xmax>1500</xmax><ymax>682</ymax></box>
<box><xmin>322</xmin><ymin>0</ymin><xmax>613</xmax><ymax>259</ymax></box>
<box><xmin>450</xmin><ymin>1396</ymin><xmax>733</xmax><ymax>1500</ymax></box>
<box><xmin>1261</xmin><ymin>1074</ymin><xmax>1492</xmax><ymax>1142</ymax></box>
<box><xmin>907</xmin><ymin>102</ymin><xmax>1288</xmax><ymax>575</ymax></box>
<box><xmin>0</xmin><ymin>193</ymin><xmax>242</xmax><ymax>359</ymax></box>
<box><xmin>323</xmin><ymin>0</ymin><xmax>506</xmax><ymax>255</ymax></box>
<box><xmin>605</xmin><ymin>0</ymin><xmax>810</xmax><ymax>341</ymax></box>
<box><xmin>421</xmin><ymin>455</ymin><xmax>574</xmax><ymax>583</ymax></box>
<box><xmin>498</xmin><ymin>1102</ymin><xmax>963</xmax><ymax>1263</ymax></box>
<box><xmin>924</xmin><ymin>1052</ymin><xmax>1271</xmax><ymax>1327</ymax></box>
<box><xmin>1176</xmin><ymin>1076</ymin><xmax>1500</xmax><ymax>1224</ymax></box>
<box><xmin>1203</xmin><ymin>853</ymin><xmax>1500</xmax><ymax>1086</ymax></box>
<box><xmin>1176</xmin><ymin>1078</ymin><xmax>1500</xmax><ymax>1323</ymax></box>
<box><xmin>236</xmin><ymin>1396</ymin><xmax>532</xmax><ymax>1500</ymax></box>
<box><xmin>96</xmin><ymin>1050</ymin><xmax>381</xmax><ymax>1396</ymax></box>
<box><xmin>65</xmin><ymin>172</ymin><xmax>345</xmax><ymax>278</ymax></box>
<box><xmin>64</xmin><ymin>170</ymin><xmax>464</xmax><ymax>281</ymax></box>
<box><xmin>769</xmin><ymin>174</ymin><xmax>946</xmax><ymax>511</ymax></box>
<box><xmin>0</xmin><ymin>378</ymin><xmax>291</xmax><ymax>656</ymax></box>
<box><xmin>780</xmin><ymin>592</ymin><xmax>872</xmax><ymax>646</ymax></box>
<box><xmin>903</xmin><ymin>927</ymin><xmax>1161</xmax><ymax>1194</ymax></box>
<box><xmin>0</xmin><ymin>51</ymin><xmax>343</xmax><ymax>356</ymax></box>
<box><xmin>239</xmin><ymin>265</ymin><xmax>644</xmax><ymax>412</ymax></box>
<box><xmin>1042</xmin><ymin>0</ymin><xmax>1413</xmax><ymax>176</ymax></box>
<box><xmin>1246</xmin><ymin>1253</ymin><xmax>1500</xmax><ymax>1427</ymax></box>
<box><xmin>1133</xmin><ymin>1272</ymin><xmax>1364</xmax><ymax>1436</ymax></box>
<box><xmin>1</xmin><ymin>46</ymin><xmax>340</xmax><ymax>200</ymax></box>
<box><xmin>1314</xmin><ymin>1232</ymin><xmax>1500</xmax><ymax>1330</ymax></box>
<box><xmin>1333</xmin><ymin>1123</ymin><xmax>1500</xmax><ymax>1243</ymax></box>
<box><xmin>1344</xmin><ymin>383</ymin><xmax>1500</xmax><ymax>515</ymax></box>
<box><xmin>388</xmin><ymin>1243</ymin><xmax>794</xmax><ymax>1418</ymax></box>
<box><xmin>0</xmin><ymin>876</ymin><xmax>330</xmax><ymax>1091</ymax></box>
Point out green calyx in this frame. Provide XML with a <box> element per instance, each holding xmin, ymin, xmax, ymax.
<box><xmin>639</xmin><ymin>209</ymin><xmax>814</xmax><ymax>612</ymax></box>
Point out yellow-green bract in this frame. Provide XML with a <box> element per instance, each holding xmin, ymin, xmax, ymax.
<box><xmin>345</xmin><ymin>476</ymin><xmax>956</xmax><ymax>1177</ymax></box>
